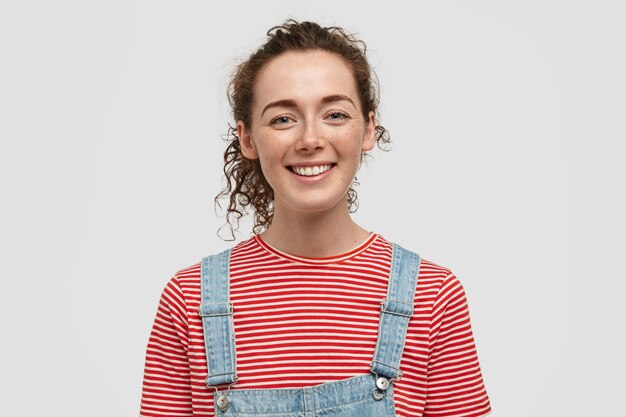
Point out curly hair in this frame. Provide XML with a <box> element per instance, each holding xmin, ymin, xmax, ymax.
<box><xmin>215</xmin><ymin>19</ymin><xmax>390</xmax><ymax>240</ymax></box>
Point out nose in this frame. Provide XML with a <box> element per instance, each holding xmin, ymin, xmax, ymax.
<box><xmin>296</xmin><ymin>120</ymin><xmax>324</xmax><ymax>152</ymax></box>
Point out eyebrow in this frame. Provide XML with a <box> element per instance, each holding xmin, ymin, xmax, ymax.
<box><xmin>260</xmin><ymin>94</ymin><xmax>357</xmax><ymax>118</ymax></box>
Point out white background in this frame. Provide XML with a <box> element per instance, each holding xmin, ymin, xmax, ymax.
<box><xmin>1</xmin><ymin>1</ymin><xmax>624</xmax><ymax>416</ymax></box>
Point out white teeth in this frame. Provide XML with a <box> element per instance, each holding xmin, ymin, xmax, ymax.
<box><xmin>292</xmin><ymin>164</ymin><xmax>332</xmax><ymax>176</ymax></box>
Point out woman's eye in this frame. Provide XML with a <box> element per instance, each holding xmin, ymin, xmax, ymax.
<box><xmin>327</xmin><ymin>112</ymin><xmax>349</xmax><ymax>121</ymax></box>
<box><xmin>271</xmin><ymin>116</ymin><xmax>292</xmax><ymax>125</ymax></box>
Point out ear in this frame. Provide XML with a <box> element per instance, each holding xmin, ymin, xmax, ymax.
<box><xmin>361</xmin><ymin>111</ymin><xmax>376</xmax><ymax>152</ymax></box>
<box><xmin>237</xmin><ymin>120</ymin><xmax>259</xmax><ymax>159</ymax></box>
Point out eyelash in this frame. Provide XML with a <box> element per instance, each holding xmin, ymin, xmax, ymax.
<box><xmin>270</xmin><ymin>116</ymin><xmax>293</xmax><ymax>125</ymax></box>
<box><xmin>327</xmin><ymin>111</ymin><xmax>350</xmax><ymax>121</ymax></box>
<box><xmin>270</xmin><ymin>111</ymin><xmax>350</xmax><ymax>125</ymax></box>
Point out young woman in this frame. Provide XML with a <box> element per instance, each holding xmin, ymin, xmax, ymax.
<box><xmin>140</xmin><ymin>20</ymin><xmax>491</xmax><ymax>417</ymax></box>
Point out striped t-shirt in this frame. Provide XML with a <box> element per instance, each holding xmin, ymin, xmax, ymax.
<box><xmin>140</xmin><ymin>233</ymin><xmax>491</xmax><ymax>416</ymax></box>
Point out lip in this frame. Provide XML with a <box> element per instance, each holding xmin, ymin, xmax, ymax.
<box><xmin>286</xmin><ymin>161</ymin><xmax>335</xmax><ymax>168</ymax></box>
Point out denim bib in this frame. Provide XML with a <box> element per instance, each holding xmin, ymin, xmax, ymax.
<box><xmin>199</xmin><ymin>243</ymin><xmax>421</xmax><ymax>417</ymax></box>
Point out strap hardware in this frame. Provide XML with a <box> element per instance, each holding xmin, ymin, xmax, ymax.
<box><xmin>380</xmin><ymin>298</ymin><xmax>413</xmax><ymax>318</ymax></box>
<box><xmin>198</xmin><ymin>301</ymin><xmax>234</xmax><ymax>317</ymax></box>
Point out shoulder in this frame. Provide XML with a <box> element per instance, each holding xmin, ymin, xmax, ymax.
<box><xmin>417</xmin><ymin>257</ymin><xmax>459</xmax><ymax>291</ymax></box>
<box><xmin>169</xmin><ymin>260</ymin><xmax>202</xmax><ymax>295</ymax></box>
<box><xmin>413</xmin><ymin>259</ymin><xmax>470</xmax><ymax>324</ymax></box>
<box><xmin>381</xmin><ymin>237</ymin><xmax>464</xmax><ymax>303</ymax></box>
<box><xmin>379</xmin><ymin>236</ymin><xmax>456</xmax><ymax>286</ymax></box>
<box><xmin>165</xmin><ymin>236</ymin><xmax>258</xmax><ymax>302</ymax></box>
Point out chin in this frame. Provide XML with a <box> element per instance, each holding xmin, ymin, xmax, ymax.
<box><xmin>284</xmin><ymin>195</ymin><xmax>349</xmax><ymax>215</ymax></box>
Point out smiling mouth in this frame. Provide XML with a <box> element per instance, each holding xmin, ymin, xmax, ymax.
<box><xmin>288</xmin><ymin>163</ymin><xmax>336</xmax><ymax>177</ymax></box>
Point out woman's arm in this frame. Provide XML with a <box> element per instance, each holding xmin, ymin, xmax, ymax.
<box><xmin>424</xmin><ymin>273</ymin><xmax>491</xmax><ymax>417</ymax></box>
<box><xmin>140</xmin><ymin>277</ymin><xmax>194</xmax><ymax>417</ymax></box>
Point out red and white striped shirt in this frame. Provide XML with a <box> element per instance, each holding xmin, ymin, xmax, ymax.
<box><xmin>140</xmin><ymin>233</ymin><xmax>491</xmax><ymax>416</ymax></box>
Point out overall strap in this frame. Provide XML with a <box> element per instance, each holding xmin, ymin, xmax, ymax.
<box><xmin>198</xmin><ymin>248</ymin><xmax>238</xmax><ymax>387</ymax></box>
<box><xmin>370</xmin><ymin>243</ymin><xmax>421</xmax><ymax>380</ymax></box>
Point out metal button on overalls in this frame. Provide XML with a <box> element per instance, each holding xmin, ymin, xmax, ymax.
<box><xmin>372</xmin><ymin>388</ymin><xmax>385</xmax><ymax>400</ymax></box>
<box><xmin>216</xmin><ymin>394</ymin><xmax>230</xmax><ymax>411</ymax></box>
<box><xmin>376</xmin><ymin>377</ymin><xmax>390</xmax><ymax>390</ymax></box>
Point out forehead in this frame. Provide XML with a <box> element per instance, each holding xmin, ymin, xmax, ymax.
<box><xmin>253</xmin><ymin>50</ymin><xmax>359</xmax><ymax>107</ymax></box>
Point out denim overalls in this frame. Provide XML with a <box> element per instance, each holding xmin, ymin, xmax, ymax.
<box><xmin>198</xmin><ymin>243</ymin><xmax>421</xmax><ymax>417</ymax></box>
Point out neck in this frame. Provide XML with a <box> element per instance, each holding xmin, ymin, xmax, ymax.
<box><xmin>260</xmin><ymin>200</ymin><xmax>371</xmax><ymax>258</ymax></box>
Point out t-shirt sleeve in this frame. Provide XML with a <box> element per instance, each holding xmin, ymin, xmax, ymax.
<box><xmin>424</xmin><ymin>273</ymin><xmax>491</xmax><ymax>417</ymax></box>
<box><xmin>140</xmin><ymin>277</ymin><xmax>194</xmax><ymax>417</ymax></box>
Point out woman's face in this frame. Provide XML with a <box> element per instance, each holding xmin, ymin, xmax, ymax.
<box><xmin>237</xmin><ymin>50</ymin><xmax>375</xmax><ymax>217</ymax></box>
